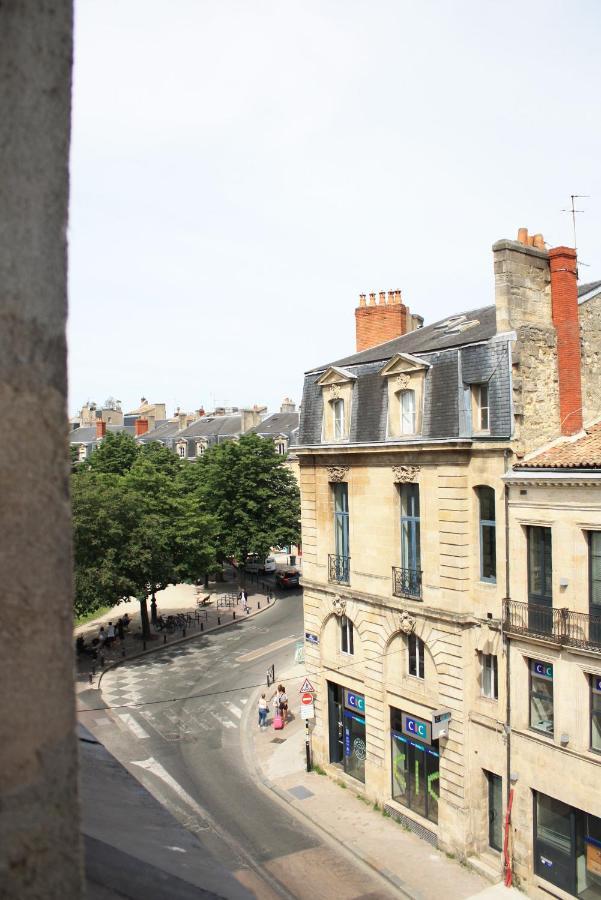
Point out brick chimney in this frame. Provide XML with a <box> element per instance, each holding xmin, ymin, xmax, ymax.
<box><xmin>135</xmin><ymin>417</ymin><xmax>149</xmax><ymax>437</ymax></box>
<box><xmin>355</xmin><ymin>289</ymin><xmax>416</xmax><ymax>352</ymax></box>
<box><xmin>549</xmin><ymin>246</ymin><xmax>583</xmax><ymax>435</ymax></box>
<box><xmin>95</xmin><ymin>420</ymin><xmax>106</xmax><ymax>439</ymax></box>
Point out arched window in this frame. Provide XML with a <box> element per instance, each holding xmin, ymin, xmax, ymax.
<box><xmin>408</xmin><ymin>633</ymin><xmax>425</xmax><ymax>679</ymax></box>
<box><xmin>333</xmin><ymin>398</ymin><xmax>345</xmax><ymax>440</ymax></box>
<box><xmin>400</xmin><ymin>390</ymin><xmax>416</xmax><ymax>434</ymax></box>
<box><xmin>477</xmin><ymin>486</ymin><xmax>496</xmax><ymax>582</ymax></box>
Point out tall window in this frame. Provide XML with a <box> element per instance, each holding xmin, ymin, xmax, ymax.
<box><xmin>478</xmin><ymin>487</ymin><xmax>496</xmax><ymax>582</ymax></box>
<box><xmin>590</xmin><ymin>533</ymin><xmax>601</xmax><ymax>644</ymax></box>
<box><xmin>333</xmin><ymin>399</ymin><xmax>345</xmax><ymax>440</ymax></box>
<box><xmin>472</xmin><ymin>383</ymin><xmax>490</xmax><ymax>432</ymax></box>
<box><xmin>530</xmin><ymin>659</ymin><xmax>554</xmax><ymax>735</ymax></box>
<box><xmin>334</xmin><ymin>483</ymin><xmax>349</xmax><ymax>559</ymax></box>
<box><xmin>481</xmin><ymin>654</ymin><xmax>498</xmax><ymax>700</ymax></box>
<box><xmin>528</xmin><ymin>527</ymin><xmax>553</xmax><ymax>603</ymax></box>
<box><xmin>401</xmin><ymin>484</ymin><xmax>421</xmax><ymax>575</ymax></box>
<box><xmin>592</xmin><ymin>675</ymin><xmax>601</xmax><ymax>753</ymax></box>
<box><xmin>178</xmin><ymin>444</ymin><xmax>186</xmax><ymax>458</ymax></box>
<box><xmin>408</xmin><ymin>633</ymin><xmax>425</xmax><ymax>679</ymax></box>
<box><xmin>400</xmin><ymin>390</ymin><xmax>416</xmax><ymax>434</ymax></box>
<box><xmin>340</xmin><ymin>616</ymin><xmax>354</xmax><ymax>655</ymax></box>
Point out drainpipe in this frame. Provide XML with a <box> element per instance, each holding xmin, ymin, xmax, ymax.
<box><xmin>502</xmin><ymin>448</ymin><xmax>513</xmax><ymax>883</ymax></box>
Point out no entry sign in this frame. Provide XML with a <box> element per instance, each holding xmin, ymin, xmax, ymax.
<box><xmin>301</xmin><ymin>692</ymin><xmax>313</xmax><ymax>705</ymax></box>
<box><xmin>300</xmin><ymin>692</ymin><xmax>315</xmax><ymax>720</ymax></box>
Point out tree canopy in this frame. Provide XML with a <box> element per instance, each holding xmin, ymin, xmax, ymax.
<box><xmin>71</xmin><ymin>432</ymin><xmax>301</xmax><ymax>631</ymax></box>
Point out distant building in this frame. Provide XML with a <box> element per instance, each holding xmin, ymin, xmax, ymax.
<box><xmin>69</xmin><ymin>420</ymin><xmax>135</xmax><ymax>461</ymax></box>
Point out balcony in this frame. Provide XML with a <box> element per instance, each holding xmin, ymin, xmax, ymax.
<box><xmin>503</xmin><ymin>599</ymin><xmax>601</xmax><ymax>652</ymax></box>
<box><xmin>328</xmin><ymin>554</ymin><xmax>350</xmax><ymax>585</ymax></box>
<box><xmin>392</xmin><ymin>566</ymin><xmax>422</xmax><ymax>601</ymax></box>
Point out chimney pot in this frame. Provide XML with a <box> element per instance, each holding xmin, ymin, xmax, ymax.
<box><xmin>388</xmin><ymin>290</ymin><xmax>395</xmax><ymax>305</ymax></box>
<box><xmin>359</xmin><ymin>293</ymin><xmax>366</xmax><ymax>308</ymax></box>
<box><xmin>369</xmin><ymin>292</ymin><xmax>376</xmax><ymax>306</ymax></box>
<box><xmin>135</xmin><ymin>417</ymin><xmax>149</xmax><ymax>437</ymax></box>
<box><xmin>517</xmin><ymin>227</ymin><xmax>529</xmax><ymax>246</ymax></box>
<box><xmin>96</xmin><ymin>420</ymin><xmax>106</xmax><ymax>439</ymax></box>
<box><xmin>379</xmin><ymin>291</ymin><xmax>386</xmax><ymax>306</ymax></box>
<box><xmin>533</xmin><ymin>233</ymin><xmax>545</xmax><ymax>250</ymax></box>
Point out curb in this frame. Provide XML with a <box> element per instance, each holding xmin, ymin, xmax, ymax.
<box><xmin>240</xmin><ymin>682</ymin><xmax>417</xmax><ymax>900</ymax></box>
<box><xmin>95</xmin><ymin>596</ymin><xmax>279</xmax><ymax>689</ymax></box>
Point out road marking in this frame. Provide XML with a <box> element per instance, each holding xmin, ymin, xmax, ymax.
<box><xmin>236</xmin><ymin>636</ymin><xmax>297</xmax><ymax>662</ymax></box>
<box><xmin>118</xmin><ymin>713</ymin><xmax>150</xmax><ymax>740</ymax></box>
<box><xmin>208</xmin><ymin>710</ymin><xmax>237</xmax><ymax>729</ymax></box>
<box><xmin>223</xmin><ymin>702</ymin><xmax>242</xmax><ymax>720</ymax></box>
<box><xmin>130</xmin><ymin>758</ymin><xmax>209</xmax><ymax>821</ymax></box>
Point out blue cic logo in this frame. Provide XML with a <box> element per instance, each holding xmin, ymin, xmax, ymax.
<box><xmin>532</xmin><ymin>660</ymin><xmax>553</xmax><ymax>679</ymax></box>
<box><xmin>344</xmin><ymin>690</ymin><xmax>366</xmax><ymax>715</ymax></box>
<box><xmin>401</xmin><ymin>712</ymin><xmax>432</xmax><ymax>745</ymax></box>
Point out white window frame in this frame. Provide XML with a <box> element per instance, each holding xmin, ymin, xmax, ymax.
<box><xmin>473</xmin><ymin>383</ymin><xmax>490</xmax><ymax>432</ymax></box>
<box><xmin>340</xmin><ymin>615</ymin><xmax>354</xmax><ymax>655</ymax></box>
<box><xmin>400</xmin><ymin>389</ymin><xmax>416</xmax><ymax>435</ymax></box>
<box><xmin>333</xmin><ymin>398</ymin><xmax>345</xmax><ymax>440</ymax></box>
<box><xmin>481</xmin><ymin>653</ymin><xmax>498</xmax><ymax>699</ymax></box>
<box><xmin>177</xmin><ymin>443</ymin><xmax>186</xmax><ymax>458</ymax></box>
<box><xmin>408</xmin><ymin>633</ymin><xmax>425</xmax><ymax>679</ymax></box>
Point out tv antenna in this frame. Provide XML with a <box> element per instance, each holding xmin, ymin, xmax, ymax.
<box><xmin>561</xmin><ymin>194</ymin><xmax>589</xmax><ymax>251</ymax></box>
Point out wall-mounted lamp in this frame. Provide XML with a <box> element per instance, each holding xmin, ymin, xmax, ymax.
<box><xmin>560</xmin><ymin>733</ymin><xmax>570</xmax><ymax>747</ymax></box>
<box><xmin>510</xmin><ymin>772</ymin><xmax>519</xmax><ymax>784</ymax></box>
<box><xmin>559</xmin><ymin>577</ymin><xmax>569</xmax><ymax>589</ymax></box>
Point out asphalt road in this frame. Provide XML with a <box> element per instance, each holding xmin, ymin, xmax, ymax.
<box><xmin>80</xmin><ymin>593</ymin><xmax>398</xmax><ymax>899</ymax></box>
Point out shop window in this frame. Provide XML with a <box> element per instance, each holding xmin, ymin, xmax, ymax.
<box><xmin>391</xmin><ymin>708</ymin><xmax>439</xmax><ymax>824</ymax></box>
<box><xmin>534</xmin><ymin>792</ymin><xmax>601</xmax><ymax>898</ymax></box>
<box><xmin>340</xmin><ymin>615</ymin><xmax>354</xmax><ymax>655</ymax></box>
<box><xmin>400</xmin><ymin>389</ymin><xmax>416</xmax><ymax>434</ymax></box>
<box><xmin>530</xmin><ymin>659</ymin><xmax>554</xmax><ymax>736</ymax></box>
<box><xmin>408</xmin><ymin>633</ymin><xmax>425</xmax><ymax>679</ymax></box>
<box><xmin>472</xmin><ymin>383</ymin><xmax>490</xmax><ymax>432</ymax></box>
<box><xmin>332</xmin><ymin>398</ymin><xmax>345</xmax><ymax>440</ymax></box>
<box><xmin>477</xmin><ymin>486</ymin><xmax>496</xmax><ymax>582</ymax></box>
<box><xmin>481</xmin><ymin>653</ymin><xmax>498</xmax><ymax>700</ymax></box>
<box><xmin>591</xmin><ymin>675</ymin><xmax>601</xmax><ymax>753</ymax></box>
<box><xmin>328</xmin><ymin>682</ymin><xmax>366</xmax><ymax>783</ymax></box>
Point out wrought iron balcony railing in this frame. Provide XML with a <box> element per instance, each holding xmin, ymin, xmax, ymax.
<box><xmin>503</xmin><ymin>599</ymin><xmax>601</xmax><ymax>652</ymax></box>
<box><xmin>328</xmin><ymin>554</ymin><xmax>350</xmax><ymax>585</ymax></box>
<box><xmin>392</xmin><ymin>566</ymin><xmax>423</xmax><ymax>600</ymax></box>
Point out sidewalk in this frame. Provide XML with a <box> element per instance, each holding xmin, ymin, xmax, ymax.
<box><xmin>74</xmin><ymin>578</ymin><xmax>275</xmax><ymax>693</ymax></box>
<box><xmin>247</xmin><ymin>674</ymin><xmax>520</xmax><ymax>900</ymax></box>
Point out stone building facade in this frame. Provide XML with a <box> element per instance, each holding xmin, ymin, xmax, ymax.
<box><xmin>297</xmin><ymin>229</ymin><xmax>601</xmax><ymax>897</ymax></box>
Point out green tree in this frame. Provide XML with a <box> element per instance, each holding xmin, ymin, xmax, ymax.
<box><xmin>196</xmin><ymin>434</ymin><xmax>300</xmax><ymax>568</ymax></box>
<box><xmin>87</xmin><ymin>431</ymin><xmax>139</xmax><ymax>475</ymax></box>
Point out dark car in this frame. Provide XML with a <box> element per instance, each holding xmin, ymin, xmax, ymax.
<box><xmin>276</xmin><ymin>569</ymin><xmax>300</xmax><ymax>589</ymax></box>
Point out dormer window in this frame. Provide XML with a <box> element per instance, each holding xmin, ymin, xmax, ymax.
<box><xmin>177</xmin><ymin>442</ymin><xmax>187</xmax><ymax>458</ymax></box>
<box><xmin>400</xmin><ymin>390</ymin><xmax>416</xmax><ymax>435</ymax></box>
<box><xmin>333</xmin><ymin>399</ymin><xmax>345</xmax><ymax>440</ymax></box>
<box><xmin>472</xmin><ymin>383</ymin><xmax>490</xmax><ymax>433</ymax></box>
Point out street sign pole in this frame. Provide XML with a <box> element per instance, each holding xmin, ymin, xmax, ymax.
<box><xmin>305</xmin><ymin>721</ymin><xmax>311</xmax><ymax>772</ymax></box>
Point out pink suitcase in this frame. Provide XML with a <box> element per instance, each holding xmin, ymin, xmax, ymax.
<box><xmin>273</xmin><ymin>716</ymin><xmax>284</xmax><ymax>730</ymax></box>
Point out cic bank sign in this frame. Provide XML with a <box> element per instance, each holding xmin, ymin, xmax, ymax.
<box><xmin>401</xmin><ymin>712</ymin><xmax>432</xmax><ymax>745</ymax></box>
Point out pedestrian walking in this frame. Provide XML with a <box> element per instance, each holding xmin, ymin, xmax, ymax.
<box><xmin>272</xmin><ymin>688</ymin><xmax>282</xmax><ymax>724</ymax></box>
<box><xmin>106</xmin><ymin>622</ymin><xmax>115</xmax><ymax>646</ymax></box>
<box><xmin>258</xmin><ymin>694</ymin><xmax>268</xmax><ymax>728</ymax></box>
<box><xmin>117</xmin><ymin>618</ymin><xmax>125</xmax><ymax>641</ymax></box>
<box><xmin>97</xmin><ymin>626</ymin><xmax>106</xmax><ymax>646</ymax></box>
<box><xmin>240</xmin><ymin>588</ymin><xmax>249</xmax><ymax>614</ymax></box>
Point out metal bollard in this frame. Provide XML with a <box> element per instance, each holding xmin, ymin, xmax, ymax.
<box><xmin>183</xmin><ymin>627</ymin><xmax>186</xmax><ymax>637</ymax></box>
<box><xmin>163</xmin><ymin>634</ymin><xmax>167</xmax><ymax>644</ymax></box>
<box><xmin>258</xmin><ymin>601</ymin><xmax>261</xmax><ymax>609</ymax></box>
<box><xmin>217</xmin><ymin>616</ymin><xmax>221</xmax><ymax>625</ymax></box>
<box><xmin>143</xmin><ymin>641</ymin><xmax>146</xmax><ymax>651</ymax></box>
<box><xmin>200</xmin><ymin>621</ymin><xmax>204</xmax><ymax>631</ymax></box>
<box><xmin>233</xmin><ymin>611</ymin><xmax>236</xmax><ymax>620</ymax></box>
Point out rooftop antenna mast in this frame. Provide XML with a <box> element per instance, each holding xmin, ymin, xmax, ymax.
<box><xmin>561</xmin><ymin>194</ymin><xmax>589</xmax><ymax>251</ymax></box>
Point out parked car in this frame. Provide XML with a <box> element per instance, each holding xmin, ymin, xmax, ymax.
<box><xmin>276</xmin><ymin>569</ymin><xmax>300</xmax><ymax>589</ymax></box>
<box><xmin>245</xmin><ymin>554</ymin><xmax>276</xmax><ymax>574</ymax></box>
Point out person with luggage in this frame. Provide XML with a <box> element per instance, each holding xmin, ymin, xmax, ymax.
<box><xmin>279</xmin><ymin>686</ymin><xmax>288</xmax><ymax>724</ymax></box>
<box><xmin>273</xmin><ymin>686</ymin><xmax>284</xmax><ymax>730</ymax></box>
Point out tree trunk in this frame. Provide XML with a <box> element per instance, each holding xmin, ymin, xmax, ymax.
<box><xmin>204</xmin><ymin>572</ymin><xmax>209</xmax><ymax>588</ymax></box>
<box><xmin>139</xmin><ymin>595</ymin><xmax>151</xmax><ymax>640</ymax></box>
<box><xmin>150</xmin><ymin>590</ymin><xmax>158</xmax><ymax>626</ymax></box>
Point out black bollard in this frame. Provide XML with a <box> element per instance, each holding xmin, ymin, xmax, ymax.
<box><xmin>258</xmin><ymin>600</ymin><xmax>261</xmax><ymax>609</ymax></box>
<box><xmin>163</xmin><ymin>634</ymin><xmax>167</xmax><ymax>644</ymax></box>
<box><xmin>143</xmin><ymin>641</ymin><xmax>146</xmax><ymax>651</ymax></box>
<box><xmin>233</xmin><ymin>611</ymin><xmax>236</xmax><ymax>620</ymax></box>
<box><xmin>183</xmin><ymin>627</ymin><xmax>186</xmax><ymax>637</ymax></box>
<box><xmin>218</xmin><ymin>616</ymin><xmax>221</xmax><ymax>625</ymax></box>
<box><xmin>200</xmin><ymin>622</ymin><xmax>204</xmax><ymax>631</ymax></box>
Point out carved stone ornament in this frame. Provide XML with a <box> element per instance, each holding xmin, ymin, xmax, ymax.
<box><xmin>332</xmin><ymin>595</ymin><xmax>347</xmax><ymax>617</ymax></box>
<box><xmin>395</xmin><ymin>373</ymin><xmax>411</xmax><ymax>389</ymax></box>
<box><xmin>327</xmin><ymin>465</ymin><xmax>349</xmax><ymax>483</ymax></box>
<box><xmin>399</xmin><ymin>611</ymin><xmax>416</xmax><ymax>634</ymax></box>
<box><xmin>392</xmin><ymin>465</ymin><xmax>420</xmax><ymax>483</ymax></box>
<box><xmin>328</xmin><ymin>383</ymin><xmax>342</xmax><ymax>399</ymax></box>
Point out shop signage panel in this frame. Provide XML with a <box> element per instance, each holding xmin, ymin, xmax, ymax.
<box><xmin>344</xmin><ymin>689</ymin><xmax>365</xmax><ymax>715</ymax></box>
<box><xmin>401</xmin><ymin>712</ymin><xmax>432</xmax><ymax>745</ymax></box>
<box><xmin>432</xmin><ymin>709</ymin><xmax>452</xmax><ymax>740</ymax></box>
<box><xmin>532</xmin><ymin>660</ymin><xmax>553</xmax><ymax>679</ymax></box>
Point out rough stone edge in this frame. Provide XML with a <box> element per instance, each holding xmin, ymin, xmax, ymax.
<box><xmin>96</xmin><ymin>597</ymin><xmax>279</xmax><ymax>689</ymax></box>
<box><xmin>240</xmin><ymin>681</ymin><xmax>418</xmax><ymax>900</ymax></box>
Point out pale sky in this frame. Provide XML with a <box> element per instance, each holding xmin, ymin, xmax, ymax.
<box><xmin>68</xmin><ymin>0</ymin><xmax>601</xmax><ymax>419</ymax></box>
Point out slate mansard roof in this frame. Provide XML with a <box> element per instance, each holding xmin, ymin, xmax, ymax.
<box><xmin>299</xmin><ymin>305</ymin><xmax>513</xmax><ymax>446</ymax></box>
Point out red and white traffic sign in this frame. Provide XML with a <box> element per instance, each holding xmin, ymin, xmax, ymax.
<box><xmin>300</xmin><ymin>691</ymin><xmax>315</xmax><ymax>720</ymax></box>
<box><xmin>299</xmin><ymin>678</ymin><xmax>315</xmax><ymax>693</ymax></box>
<box><xmin>301</xmin><ymin>692</ymin><xmax>313</xmax><ymax>705</ymax></box>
